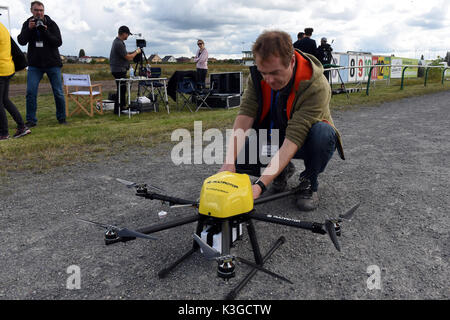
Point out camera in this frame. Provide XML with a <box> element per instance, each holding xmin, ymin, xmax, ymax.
<box><xmin>34</xmin><ymin>18</ymin><xmax>46</xmax><ymax>31</ymax></box>
<box><xmin>136</xmin><ymin>39</ymin><xmax>146</xmax><ymax>48</ymax></box>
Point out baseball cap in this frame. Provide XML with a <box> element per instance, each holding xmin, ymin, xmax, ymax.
<box><xmin>321</xmin><ymin>37</ymin><xmax>327</xmax><ymax>42</ymax></box>
<box><xmin>118</xmin><ymin>25</ymin><xmax>132</xmax><ymax>35</ymax></box>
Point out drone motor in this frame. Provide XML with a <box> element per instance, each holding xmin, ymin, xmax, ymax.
<box><xmin>217</xmin><ymin>256</ymin><xmax>236</xmax><ymax>280</ymax></box>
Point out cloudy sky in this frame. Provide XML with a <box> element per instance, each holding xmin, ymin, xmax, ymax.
<box><xmin>1</xmin><ymin>0</ymin><xmax>449</xmax><ymax>60</ymax></box>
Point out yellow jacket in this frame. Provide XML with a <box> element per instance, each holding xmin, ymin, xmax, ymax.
<box><xmin>0</xmin><ymin>22</ymin><xmax>15</xmax><ymax>77</ymax></box>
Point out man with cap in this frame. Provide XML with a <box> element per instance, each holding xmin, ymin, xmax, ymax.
<box><xmin>109</xmin><ymin>25</ymin><xmax>141</xmax><ymax>115</ymax></box>
<box><xmin>316</xmin><ymin>37</ymin><xmax>333</xmax><ymax>81</ymax></box>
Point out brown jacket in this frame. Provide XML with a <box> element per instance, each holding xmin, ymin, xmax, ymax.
<box><xmin>238</xmin><ymin>50</ymin><xmax>344</xmax><ymax>160</ymax></box>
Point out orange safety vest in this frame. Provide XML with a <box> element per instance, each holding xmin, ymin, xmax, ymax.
<box><xmin>258</xmin><ymin>51</ymin><xmax>313</xmax><ymax>125</ymax></box>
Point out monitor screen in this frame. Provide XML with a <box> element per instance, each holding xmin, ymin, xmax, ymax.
<box><xmin>210</xmin><ymin>72</ymin><xmax>242</xmax><ymax>94</ymax></box>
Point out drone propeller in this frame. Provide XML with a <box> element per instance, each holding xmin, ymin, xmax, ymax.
<box><xmin>324</xmin><ymin>220</ymin><xmax>341</xmax><ymax>252</ymax></box>
<box><xmin>339</xmin><ymin>203</ymin><xmax>360</xmax><ymax>221</ymax></box>
<box><xmin>77</xmin><ymin>218</ymin><xmax>158</xmax><ymax>240</ymax></box>
<box><xmin>323</xmin><ymin>203</ymin><xmax>361</xmax><ymax>251</ymax></box>
<box><xmin>116</xmin><ymin>178</ymin><xmax>166</xmax><ymax>193</ymax></box>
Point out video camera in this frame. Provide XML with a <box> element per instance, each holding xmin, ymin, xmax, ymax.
<box><xmin>136</xmin><ymin>39</ymin><xmax>146</xmax><ymax>49</ymax></box>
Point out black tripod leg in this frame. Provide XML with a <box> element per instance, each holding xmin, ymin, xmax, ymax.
<box><xmin>158</xmin><ymin>219</ymin><xmax>204</xmax><ymax>279</ymax></box>
<box><xmin>226</xmin><ymin>236</ymin><xmax>286</xmax><ymax>300</ymax></box>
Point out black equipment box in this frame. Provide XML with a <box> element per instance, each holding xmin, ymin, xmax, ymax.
<box><xmin>130</xmin><ymin>100</ymin><xmax>159</xmax><ymax>112</ymax></box>
<box><xmin>204</xmin><ymin>94</ymin><xmax>241</xmax><ymax>109</ymax></box>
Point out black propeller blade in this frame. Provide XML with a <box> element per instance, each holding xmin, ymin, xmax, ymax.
<box><xmin>324</xmin><ymin>220</ymin><xmax>341</xmax><ymax>252</ymax></box>
<box><xmin>78</xmin><ymin>218</ymin><xmax>158</xmax><ymax>240</ymax></box>
<box><xmin>116</xmin><ymin>178</ymin><xmax>166</xmax><ymax>193</ymax></box>
<box><xmin>339</xmin><ymin>203</ymin><xmax>360</xmax><ymax>221</ymax></box>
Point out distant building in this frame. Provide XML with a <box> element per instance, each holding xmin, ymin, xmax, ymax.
<box><xmin>148</xmin><ymin>54</ymin><xmax>162</xmax><ymax>64</ymax></box>
<box><xmin>78</xmin><ymin>56</ymin><xmax>92</xmax><ymax>63</ymax></box>
<box><xmin>162</xmin><ymin>55</ymin><xmax>176</xmax><ymax>63</ymax></box>
<box><xmin>242</xmin><ymin>51</ymin><xmax>254</xmax><ymax>66</ymax></box>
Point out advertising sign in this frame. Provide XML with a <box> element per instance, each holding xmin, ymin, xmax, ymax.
<box><xmin>391</xmin><ymin>59</ymin><xmax>402</xmax><ymax>78</ymax></box>
<box><xmin>348</xmin><ymin>55</ymin><xmax>357</xmax><ymax>83</ymax></box>
<box><xmin>330</xmin><ymin>53</ymin><xmax>340</xmax><ymax>84</ymax></box>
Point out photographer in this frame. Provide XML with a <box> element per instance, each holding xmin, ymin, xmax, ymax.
<box><xmin>17</xmin><ymin>1</ymin><xmax>67</xmax><ymax>126</ymax></box>
<box><xmin>109</xmin><ymin>26</ymin><xmax>141</xmax><ymax>115</ymax></box>
<box><xmin>316</xmin><ymin>37</ymin><xmax>333</xmax><ymax>81</ymax></box>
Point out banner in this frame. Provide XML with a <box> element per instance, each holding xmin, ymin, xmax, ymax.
<box><xmin>348</xmin><ymin>55</ymin><xmax>357</xmax><ymax>83</ymax></box>
<box><xmin>371</xmin><ymin>56</ymin><xmax>378</xmax><ymax>79</ymax></box>
<box><xmin>401</xmin><ymin>58</ymin><xmax>419</xmax><ymax>78</ymax></box>
<box><xmin>356</xmin><ymin>56</ymin><xmax>365</xmax><ymax>82</ymax></box>
<box><xmin>330</xmin><ymin>53</ymin><xmax>340</xmax><ymax>84</ymax></box>
<box><xmin>364</xmin><ymin>55</ymin><xmax>372</xmax><ymax>81</ymax></box>
<box><xmin>391</xmin><ymin>59</ymin><xmax>402</xmax><ymax>78</ymax></box>
<box><xmin>339</xmin><ymin>54</ymin><xmax>349</xmax><ymax>83</ymax></box>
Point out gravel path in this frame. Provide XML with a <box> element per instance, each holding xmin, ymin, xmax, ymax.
<box><xmin>0</xmin><ymin>91</ymin><xmax>449</xmax><ymax>300</ymax></box>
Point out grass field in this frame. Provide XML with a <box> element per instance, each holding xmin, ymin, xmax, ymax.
<box><xmin>1</xmin><ymin>63</ymin><xmax>449</xmax><ymax>178</ymax></box>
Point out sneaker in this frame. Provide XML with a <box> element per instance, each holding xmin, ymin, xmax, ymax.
<box><xmin>58</xmin><ymin>119</ymin><xmax>68</xmax><ymax>125</ymax></box>
<box><xmin>267</xmin><ymin>161</ymin><xmax>295</xmax><ymax>194</ymax></box>
<box><xmin>13</xmin><ymin>127</ymin><xmax>31</xmax><ymax>138</ymax></box>
<box><xmin>25</xmin><ymin>121</ymin><xmax>37</xmax><ymax>128</ymax></box>
<box><xmin>0</xmin><ymin>135</ymin><xmax>9</xmax><ymax>140</ymax></box>
<box><xmin>295</xmin><ymin>179</ymin><xmax>319</xmax><ymax>211</ymax></box>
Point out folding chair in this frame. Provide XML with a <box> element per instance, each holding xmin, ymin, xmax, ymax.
<box><xmin>176</xmin><ymin>75</ymin><xmax>214</xmax><ymax>112</ymax></box>
<box><xmin>63</xmin><ymin>74</ymin><xmax>103</xmax><ymax>117</ymax></box>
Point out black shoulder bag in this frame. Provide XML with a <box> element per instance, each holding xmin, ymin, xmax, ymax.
<box><xmin>10</xmin><ymin>37</ymin><xmax>28</xmax><ymax>72</ymax></box>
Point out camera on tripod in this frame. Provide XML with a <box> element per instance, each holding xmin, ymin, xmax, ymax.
<box><xmin>136</xmin><ymin>39</ymin><xmax>146</xmax><ymax>49</ymax></box>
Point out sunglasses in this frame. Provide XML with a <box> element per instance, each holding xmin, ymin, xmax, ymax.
<box><xmin>197</xmin><ymin>43</ymin><xmax>204</xmax><ymax>46</ymax></box>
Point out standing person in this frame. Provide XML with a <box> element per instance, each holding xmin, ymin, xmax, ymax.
<box><xmin>0</xmin><ymin>22</ymin><xmax>31</xmax><ymax>140</ymax></box>
<box><xmin>17</xmin><ymin>1</ymin><xmax>67</xmax><ymax>126</ymax></box>
<box><xmin>219</xmin><ymin>30</ymin><xmax>344</xmax><ymax>211</ymax></box>
<box><xmin>316</xmin><ymin>37</ymin><xmax>333</xmax><ymax>81</ymax></box>
<box><xmin>194</xmin><ymin>39</ymin><xmax>208</xmax><ymax>88</ymax></box>
<box><xmin>296</xmin><ymin>27</ymin><xmax>318</xmax><ymax>59</ymax></box>
<box><xmin>293</xmin><ymin>32</ymin><xmax>304</xmax><ymax>50</ymax></box>
<box><xmin>109</xmin><ymin>25</ymin><xmax>141</xmax><ymax>115</ymax></box>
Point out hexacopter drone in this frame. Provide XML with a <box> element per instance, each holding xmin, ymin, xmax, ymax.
<box><xmin>80</xmin><ymin>171</ymin><xmax>359</xmax><ymax>300</ymax></box>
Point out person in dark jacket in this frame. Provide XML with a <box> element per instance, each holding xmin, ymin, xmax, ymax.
<box><xmin>316</xmin><ymin>37</ymin><xmax>333</xmax><ymax>80</ymax></box>
<box><xmin>296</xmin><ymin>27</ymin><xmax>318</xmax><ymax>58</ymax></box>
<box><xmin>293</xmin><ymin>32</ymin><xmax>304</xmax><ymax>50</ymax></box>
<box><xmin>17</xmin><ymin>1</ymin><xmax>66</xmax><ymax>126</ymax></box>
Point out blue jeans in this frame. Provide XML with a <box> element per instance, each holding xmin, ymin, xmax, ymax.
<box><xmin>236</xmin><ymin>121</ymin><xmax>337</xmax><ymax>191</ymax></box>
<box><xmin>26</xmin><ymin>66</ymin><xmax>66</xmax><ymax>123</ymax></box>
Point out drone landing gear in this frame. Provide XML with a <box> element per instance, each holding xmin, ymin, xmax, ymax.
<box><xmin>157</xmin><ymin>216</ymin><xmax>291</xmax><ymax>300</ymax></box>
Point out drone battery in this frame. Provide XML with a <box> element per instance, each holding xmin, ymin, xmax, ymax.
<box><xmin>201</xmin><ymin>226</ymin><xmax>222</xmax><ymax>254</ymax></box>
<box><xmin>200</xmin><ymin>224</ymin><xmax>243</xmax><ymax>254</ymax></box>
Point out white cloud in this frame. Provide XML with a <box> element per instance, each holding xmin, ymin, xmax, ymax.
<box><xmin>3</xmin><ymin>0</ymin><xmax>449</xmax><ymax>60</ymax></box>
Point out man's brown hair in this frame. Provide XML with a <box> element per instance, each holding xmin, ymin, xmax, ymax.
<box><xmin>31</xmin><ymin>1</ymin><xmax>44</xmax><ymax>8</ymax></box>
<box><xmin>252</xmin><ymin>30</ymin><xmax>294</xmax><ymax>67</ymax></box>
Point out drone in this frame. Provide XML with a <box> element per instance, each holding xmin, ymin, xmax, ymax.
<box><xmin>79</xmin><ymin>171</ymin><xmax>359</xmax><ymax>300</ymax></box>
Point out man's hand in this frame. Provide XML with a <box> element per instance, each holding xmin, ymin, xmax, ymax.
<box><xmin>28</xmin><ymin>19</ymin><xmax>36</xmax><ymax>30</ymax></box>
<box><xmin>252</xmin><ymin>184</ymin><xmax>262</xmax><ymax>200</ymax></box>
<box><xmin>135</xmin><ymin>48</ymin><xmax>141</xmax><ymax>54</ymax></box>
<box><xmin>219</xmin><ymin>163</ymin><xmax>236</xmax><ymax>173</ymax></box>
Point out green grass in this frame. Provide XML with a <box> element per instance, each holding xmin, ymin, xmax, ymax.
<box><xmin>1</xmin><ymin>65</ymin><xmax>449</xmax><ymax>178</ymax></box>
<box><xmin>10</xmin><ymin>63</ymin><xmax>250</xmax><ymax>84</ymax></box>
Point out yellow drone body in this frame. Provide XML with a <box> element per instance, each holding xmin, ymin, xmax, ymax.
<box><xmin>198</xmin><ymin>171</ymin><xmax>254</xmax><ymax>219</ymax></box>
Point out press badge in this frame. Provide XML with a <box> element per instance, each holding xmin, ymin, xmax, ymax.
<box><xmin>261</xmin><ymin>145</ymin><xmax>279</xmax><ymax>157</ymax></box>
<box><xmin>36</xmin><ymin>41</ymin><xmax>44</xmax><ymax>48</ymax></box>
